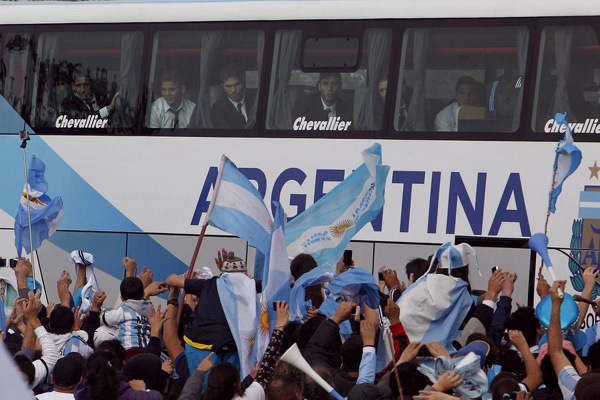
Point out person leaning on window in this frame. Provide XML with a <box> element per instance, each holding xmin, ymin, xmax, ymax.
<box><xmin>60</xmin><ymin>67</ymin><xmax>118</xmax><ymax>121</ymax></box>
<box><xmin>434</xmin><ymin>75</ymin><xmax>479</xmax><ymax>132</ymax></box>
<box><xmin>210</xmin><ymin>63</ymin><xmax>255</xmax><ymax>129</ymax></box>
<box><xmin>149</xmin><ymin>70</ymin><xmax>196</xmax><ymax>129</ymax></box>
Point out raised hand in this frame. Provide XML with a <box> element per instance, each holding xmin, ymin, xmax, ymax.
<box><xmin>384</xmin><ymin>299</ymin><xmax>400</xmax><ymax>325</ymax></box>
<box><xmin>330</xmin><ymin>301</ymin><xmax>357</xmax><ymax>325</ymax></box>
<box><xmin>484</xmin><ymin>268</ymin><xmax>505</xmax><ymax>302</ymax></box>
<box><xmin>501</xmin><ymin>272</ymin><xmax>517</xmax><ymax>297</ymax></box>
<box><xmin>360</xmin><ymin>320</ymin><xmax>378</xmax><ymax>346</ymax></box>
<box><xmin>275</xmin><ymin>301</ymin><xmax>290</xmax><ymax>331</ymax></box>
<box><xmin>215</xmin><ymin>248</ymin><xmax>227</xmax><ymax>271</ymax></box>
<box><xmin>397</xmin><ymin>341</ymin><xmax>422</xmax><ymax>364</ymax></box>
<box><xmin>198</xmin><ymin>352</ymin><xmax>214</xmax><ymax>372</ymax></box>
<box><xmin>123</xmin><ymin>257</ymin><xmax>137</xmax><ymax>277</ymax></box>
<box><xmin>432</xmin><ymin>371</ymin><xmax>463</xmax><ymax>392</ymax></box>
<box><xmin>382</xmin><ymin>269</ymin><xmax>401</xmax><ymax>291</ymax></box>
<box><xmin>425</xmin><ymin>342</ymin><xmax>451</xmax><ymax>359</ymax></box>
<box><xmin>138</xmin><ymin>266</ymin><xmax>153</xmax><ymax>288</ymax></box>
<box><xmin>537</xmin><ymin>273</ymin><xmax>550</xmax><ymax>299</ymax></box>
<box><xmin>91</xmin><ymin>291</ymin><xmax>106</xmax><ymax>313</ymax></box>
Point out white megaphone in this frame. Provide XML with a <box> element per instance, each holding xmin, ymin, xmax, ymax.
<box><xmin>280</xmin><ymin>343</ymin><xmax>346</xmax><ymax>400</ymax></box>
<box><xmin>529</xmin><ymin>233</ymin><xmax>563</xmax><ymax>298</ymax></box>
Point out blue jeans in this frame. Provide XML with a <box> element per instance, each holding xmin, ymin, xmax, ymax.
<box><xmin>185</xmin><ymin>344</ymin><xmax>240</xmax><ymax>389</ymax></box>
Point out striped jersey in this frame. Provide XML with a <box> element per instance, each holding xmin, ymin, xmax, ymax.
<box><xmin>101</xmin><ymin>299</ymin><xmax>152</xmax><ymax>349</ymax></box>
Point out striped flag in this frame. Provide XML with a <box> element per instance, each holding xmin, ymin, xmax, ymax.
<box><xmin>549</xmin><ymin>112</ymin><xmax>582</xmax><ymax>213</ymax></box>
<box><xmin>207</xmin><ymin>156</ymin><xmax>272</xmax><ymax>256</ymax></box>
<box><xmin>285</xmin><ymin>143</ymin><xmax>389</xmax><ymax>268</ymax></box>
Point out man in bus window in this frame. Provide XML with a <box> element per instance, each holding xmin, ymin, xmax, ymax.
<box><xmin>211</xmin><ymin>63</ymin><xmax>254</xmax><ymax>129</ymax></box>
<box><xmin>434</xmin><ymin>75</ymin><xmax>479</xmax><ymax>132</ymax></box>
<box><xmin>60</xmin><ymin>67</ymin><xmax>118</xmax><ymax>122</ymax></box>
<box><xmin>294</xmin><ymin>72</ymin><xmax>353</xmax><ymax>128</ymax></box>
<box><xmin>149</xmin><ymin>70</ymin><xmax>196</xmax><ymax>129</ymax></box>
<box><xmin>375</xmin><ymin>76</ymin><xmax>387</xmax><ymax>129</ymax></box>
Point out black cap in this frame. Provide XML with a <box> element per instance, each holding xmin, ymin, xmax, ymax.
<box><xmin>348</xmin><ymin>383</ymin><xmax>393</xmax><ymax>400</ymax></box>
<box><xmin>53</xmin><ymin>353</ymin><xmax>85</xmax><ymax>388</ymax></box>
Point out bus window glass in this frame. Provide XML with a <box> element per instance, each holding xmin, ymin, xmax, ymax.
<box><xmin>31</xmin><ymin>31</ymin><xmax>143</xmax><ymax>132</ymax></box>
<box><xmin>532</xmin><ymin>26</ymin><xmax>600</xmax><ymax>133</ymax></box>
<box><xmin>146</xmin><ymin>30</ymin><xmax>264</xmax><ymax>132</ymax></box>
<box><xmin>395</xmin><ymin>26</ymin><xmax>529</xmax><ymax>133</ymax></box>
<box><xmin>1</xmin><ymin>32</ymin><xmax>31</xmax><ymax>117</ymax></box>
<box><xmin>266</xmin><ymin>28</ymin><xmax>392</xmax><ymax>132</ymax></box>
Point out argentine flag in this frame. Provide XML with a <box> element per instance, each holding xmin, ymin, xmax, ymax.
<box><xmin>549</xmin><ymin>112</ymin><xmax>582</xmax><ymax>213</ymax></box>
<box><xmin>285</xmin><ymin>143</ymin><xmax>390</xmax><ymax>267</ymax></box>
<box><xmin>216</xmin><ymin>272</ymin><xmax>257</xmax><ymax>378</ymax></box>
<box><xmin>256</xmin><ymin>202</ymin><xmax>291</xmax><ymax>359</ymax></box>
<box><xmin>207</xmin><ymin>155</ymin><xmax>273</xmax><ymax>256</ymax></box>
<box><xmin>14</xmin><ymin>155</ymin><xmax>64</xmax><ymax>257</ymax></box>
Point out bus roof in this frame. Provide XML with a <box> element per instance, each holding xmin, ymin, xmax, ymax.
<box><xmin>0</xmin><ymin>0</ymin><xmax>599</xmax><ymax>25</ymax></box>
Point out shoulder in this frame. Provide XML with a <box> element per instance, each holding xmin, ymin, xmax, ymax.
<box><xmin>183</xmin><ymin>97</ymin><xmax>196</xmax><ymax>108</ymax></box>
<box><xmin>151</xmin><ymin>97</ymin><xmax>166</xmax><ymax>110</ymax></box>
<box><xmin>436</xmin><ymin>102</ymin><xmax>458</xmax><ymax>118</ymax></box>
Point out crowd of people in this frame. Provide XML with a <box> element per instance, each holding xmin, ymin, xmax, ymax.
<box><xmin>2</xmin><ymin>243</ymin><xmax>600</xmax><ymax>400</ymax></box>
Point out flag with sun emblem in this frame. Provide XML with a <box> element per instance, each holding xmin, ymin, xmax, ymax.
<box><xmin>256</xmin><ymin>202</ymin><xmax>291</xmax><ymax>359</ymax></box>
<box><xmin>549</xmin><ymin>112</ymin><xmax>582</xmax><ymax>213</ymax></box>
<box><xmin>285</xmin><ymin>143</ymin><xmax>390</xmax><ymax>267</ymax></box>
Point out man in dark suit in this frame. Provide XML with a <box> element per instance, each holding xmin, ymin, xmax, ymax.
<box><xmin>294</xmin><ymin>72</ymin><xmax>353</xmax><ymax>127</ymax></box>
<box><xmin>210</xmin><ymin>63</ymin><xmax>255</xmax><ymax>129</ymax></box>
<box><xmin>60</xmin><ymin>67</ymin><xmax>118</xmax><ymax>121</ymax></box>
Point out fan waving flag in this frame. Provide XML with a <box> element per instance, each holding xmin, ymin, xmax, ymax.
<box><xmin>256</xmin><ymin>202</ymin><xmax>291</xmax><ymax>359</ymax></box>
<box><xmin>285</xmin><ymin>143</ymin><xmax>390</xmax><ymax>267</ymax></box>
<box><xmin>549</xmin><ymin>112</ymin><xmax>582</xmax><ymax>213</ymax></box>
<box><xmin>14</xmin><ymin>155</ymin><xmax>64</xmax><ymax>257</ymax></box>
<box><xmin>207</xmin><ymin>155</ymin><xmax>273</xmax><ymax>256</ymax></box>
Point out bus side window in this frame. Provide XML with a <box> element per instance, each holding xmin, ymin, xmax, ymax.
<box><xmin>146</xmin><ymin>30</ymin><xmax>264</xmax><ymax>134</ymax></box>
<box><xmin>1</xmin><ymin>32</ymin><xmax>31</xmax><ymax>119</ymax></box>
<box><xmin>532</xmin><ymin>26</ymin><xmax>600</xmax><ymax>133</ymax></box>
<box><xmin>266</xmin><ymin>29</ymin><xmax>391</xmax><ymax>132</ymax></box>
<box><xmin>31</xmin><ymin>31</ymin><xmax>143</xmax><ymax>132</ymax></box>
<box><xmin>395</xmin><ymin>26</ymin><xmax>529</xmax><ymax>133</ymax></box>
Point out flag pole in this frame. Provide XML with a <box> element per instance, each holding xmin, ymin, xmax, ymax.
<box><xmin>19</xmin><ymin>127</ymin><xmax>36</xmax><ymax>289</ymax></box>
<box><xmin>540</xmin><ymin>141</ymin><xmax>561</xmax><ymax>278</ymax></box>
<box><xmin>177</xmin><ymin>156</ymin><xmax>227</xmax><ymax>322</ymax></box>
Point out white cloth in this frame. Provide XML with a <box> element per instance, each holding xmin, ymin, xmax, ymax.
<box><xmin>233</xmin><ymin>381</ymin><xmax>264</xmax><ymax>400</ymax></box>
<box><xmin>434</xmin><ymin>101</ymin><xmax>461</xmax><ymax>132</ymax></box>
<box><xmin>148</xmin><ymin>97</ymin><xmax>196</xmax><ymax>129</ymax></box>
<box><xmin>68</xmin><ymin>250</ymin><xmax>99</xmax><ymax>314</ymax></box>
<box><xmin>36</xmin><ymin>391</ymin><xmax>75</xmax><ymax>399</ymax></box>
<box><xmin>32</xmin><ymin>326</ymin><xmax>61</xmax><ymax>388</ymax></box>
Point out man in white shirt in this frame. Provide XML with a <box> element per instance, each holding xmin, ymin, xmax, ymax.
<box><xmin>434</xmin><ymin>76</ymin><xmax>479</xmax><ymax>132</ymax></box>
<box><xmin>149</xmin><ymin>70</ymin><xmax>196</xmax><ymax>129</ymax></box>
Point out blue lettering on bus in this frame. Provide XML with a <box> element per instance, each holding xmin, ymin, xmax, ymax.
<box><xmin>191</xmin><ymin>167</ymin><xmax>531</xmax><ymax>238</ymax></box>
<box><xmin>392</xmin><ymin>171</ymin><xmax>425</xmax><ymax>233</ymax></box>
<box><xmin>446</xmin><ymin>172</ymin><xmax>487</xmax><ymax>235</ymax></box>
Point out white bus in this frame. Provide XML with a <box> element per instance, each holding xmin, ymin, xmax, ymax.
<box><xmin>0</xmin><ymin>0</ymin><xmax>599</xmax><ymax>316</ymax></box>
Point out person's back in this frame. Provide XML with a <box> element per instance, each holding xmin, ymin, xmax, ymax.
<box><xmin>100</xmin><ymin>277</ymin><xmax>152</xmax><ymax>350</ymax></box>
<box><xmin>48</xmin><ymin>306</ymin><xmax>93</xmax><ymax>359</ymax></box>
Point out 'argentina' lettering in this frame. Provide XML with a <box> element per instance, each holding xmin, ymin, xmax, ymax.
<box><xmin>191</xmin><ymin>167</ymin><xmax>531</xmax><ymax>237</ymax></box>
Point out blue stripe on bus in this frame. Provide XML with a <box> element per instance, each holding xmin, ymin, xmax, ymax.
<box><xmin>579</xmin><ymin>191</ymin><xmax>600</xmax><ymax>203</ymax></box>
<box><xmin>578</xmin><ymin>207</ymin><xmax>600</xmax><ymax>219</ymax></box>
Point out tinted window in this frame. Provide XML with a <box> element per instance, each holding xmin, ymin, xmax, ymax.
<box><xmin>0</xmin><ymin>31</ymin><xmax>31</xmax><ymax>118</ymax></box>
<box><xmin>266</xmin><ymin>28</ymin><xmax>392</xmax><ymax>132</ymax></box>
<box><xmin>146</xmin><ymin>29</ymin><xmax>264</xmax><ymax>132</ymax></box>
<box><xmin>532</xmin><ymin>26</ymin><xmax>600</xmax><ymax>133</ymax></box>
<box><xmin>31</xmin><ymin>31</ymin><xmax>143</xmax><ymax>132</ymax></box>
<box><xmin>395</xmin><ymin>26</ymin><xmax>529</xmax><ymax>133</ymax></box>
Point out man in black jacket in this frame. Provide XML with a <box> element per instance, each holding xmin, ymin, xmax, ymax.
<box><xmin>60</xmin><ymin>67</ymin><xmax>118</xmax><ymax>123</ymax></box>
<box><xmin>210</xmin><ymin>63</ymin><xmax>255</xmax><ymax>129</ymax></box>
<box><xmin>293</xmin><ymin>72</ymin><xmax>353</xmax><ymax>129</ymax></box>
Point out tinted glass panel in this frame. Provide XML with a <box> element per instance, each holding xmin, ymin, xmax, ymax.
<box><xmin>395</xmin><ymin>26</ymin><xmax>529</xmax><ymax>133</ymax></box>
<box><xmin>532</xmin><ymin>26</ymin><xmax>600</xmax><ymax>134</ymax></box>
<box><xmin>302</xmin><ymin>36</ymin><xmax>360</xmax><ymax>69</ymax></box>
<box><xmin>31</xmin><ymin>31</ymin><xmax>143</xmax><ymax>132</ymax></box>
<box><xmin>1</xmin><ymin>32</ymin><xmax>31</xmax><ymax>118</ymax></box>
<box><xmin>146</xmin><ymin>29</ymin><xmax>264</xmax><ymax>132</ymax></box>
<box><xmin>267</xmin><ymin>28</ymin><xmax>392</xmax><ymax>132</ymax></box>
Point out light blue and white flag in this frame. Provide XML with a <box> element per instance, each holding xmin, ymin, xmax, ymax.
<box><xmin>256</xmin><ymin>202</ymin><xmax>291</xmax><ymax>359</ymax></box>
<box><xmin>289</xmin><ymin>265</ymin><xmax>335</xmax><ymax>322</ymax></box>
<box><xmin>285</xmin><ymin>143</ymin><xmax>390</xmax><ymax>267</ymax></box>
<box><xmin>399</xmin><ymin>272</ymin><xmax>472</xmax><ymax>349</ymax></box>
<box><xmin>216</xmin><ymin>272</ymin><xmax>257</xmax><ymax>378</ymax></box>
<box><xmin>549</xmin><ymin>112</ymin><xmax>582</xmax><ymax>213</ymax></box>
<box><xmin>207</xmin><ymin>156</ymin><xmax>272</xmax><ymax>256</ymax></box>
<box><xmin>14</xmin><ymin>155</ymin><xmax>64</xmax><ymax>257</ymax></box>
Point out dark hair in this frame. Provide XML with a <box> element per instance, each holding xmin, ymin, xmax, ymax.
<box><xmin>575</xmin><ymin>373</ymin><xmax>600</xmax><ymax>400</ymax></box>
<box><xmin>202</xmin><ymin>362</ymin><xmax>241</xmax><ymax>400</ymax></box>
<box><xmin>84</xmin><ymin>351</ymin><xmax>121</xmax><ymax>400</ymax></box>
<box><xmin>318</xmin><ymin>72</ymin><xmax>342</xmax><ymax>84</ymax></box>
<box><xmin>14</xmin><ymin>354</ymin><xmax>35</xmax><ymax>385</ymax></box>
<box><xmin>587</xmin><ymin>341</ymin><xmax>600</xmax><ymax>371</ymax></box>
<box><xmin>455</xmin><ymin>75</ymin><xmax>478</xmax><ymax>91</ymax></box>
<box><xmin>506</xmin><ymin>307</ymin><xmax>540</xmax><ymax>348</ymax></box>
<box><xmin>393</xmin><ymin>361</ymin><xmax>431</xmax><ymax>396</ymax></box>
<box><xmin>540</xmin><ymin>350</ymin><xmax>576</xmax><ymax>389</ymax></box>
<box><xmin>290</xmin><ymin>254</ymin><xmax>317</xmax><ymax>281</ymax></box>
<box><xmin>405</xmin><ymin>258</ymin><xmax>429</xmax><ymax>282</ymax></box>
<box><xmin>120</xmin><ymin>277</ymin><xmax>144</xmax><ymax>300</ymax></box>
<box><xmin>579</xmin><ymin>382</ymin><xmax>600</xmax><ymax>400</ymax></box>
<box><xmin>266</xmin><ymin>375</ymin><xmax>301</xmax><ymax>400</ymax></box>
<box><xmin>302</xmin><ymin>365</ymin><xmax>333</xmax><ymax>400</ymax></box>
<box><xmin>491</xmin><ymin>377</ymin><xmax>520</xmax><ymax>400</ymax></box>
<box><xmin>341</xmin><ymin>334</ymin><xmax>363</xmax><ymax>371</ymax></box>
<box><xmin>293</xmin><ymin>314</ymin><xmax>325</xmax><ymax>350</ymax></box>
<box><xmin>96</xmin><ymin>339</ymin><xmax>126</xmax><ymax>372</ymax></box>
<box><xmin>72</xmin><ymin>65</ymin><xmax>91</xmax><ymax>82</ymax></box>
<box><xmin>162</xmin><ymin>69</ymin><xmax>183</xmax><ymax>85</ymax></box>
<box><xmin>50</xmin><ymin>305</ymin><xmax>75</xmax><ymax>334</ymax></box>
<box><xmin>219</xmin><ymin>63</ymin><xmax>244</xmax><ymax>83</ymax></box>
<box><xmin>435</xmin><ymin>262</ymin><xmax>471</xmax><ymax>292</ymax></box>
<box><xmin>500</xmin><ymin>349</ymin><xmax>525</xmax><ymax>377</ymax></box>
<box><xmin>304</xmin><ymin>285</ymin><xmax>324</xmax><ymax>309</ymax></box>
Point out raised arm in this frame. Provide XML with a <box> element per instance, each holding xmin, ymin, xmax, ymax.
<box><xmin>163</xmin><ymin>288</ymin><xmax>185</xmax><ymax>361</ymax></box>
<box><xmin>576</xmin><ymin>268</ymin><xmax>597</xmax><ymax>331</ymax></box>
<box><xmin>548</xmin><ymin>280</ymin><xmax>570</xmax><ymax>373</ymax></box>
<box><xmin>509</xmin><ymin>330</ymin><xmax>542</xmax><ymax>391</ymax></box>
